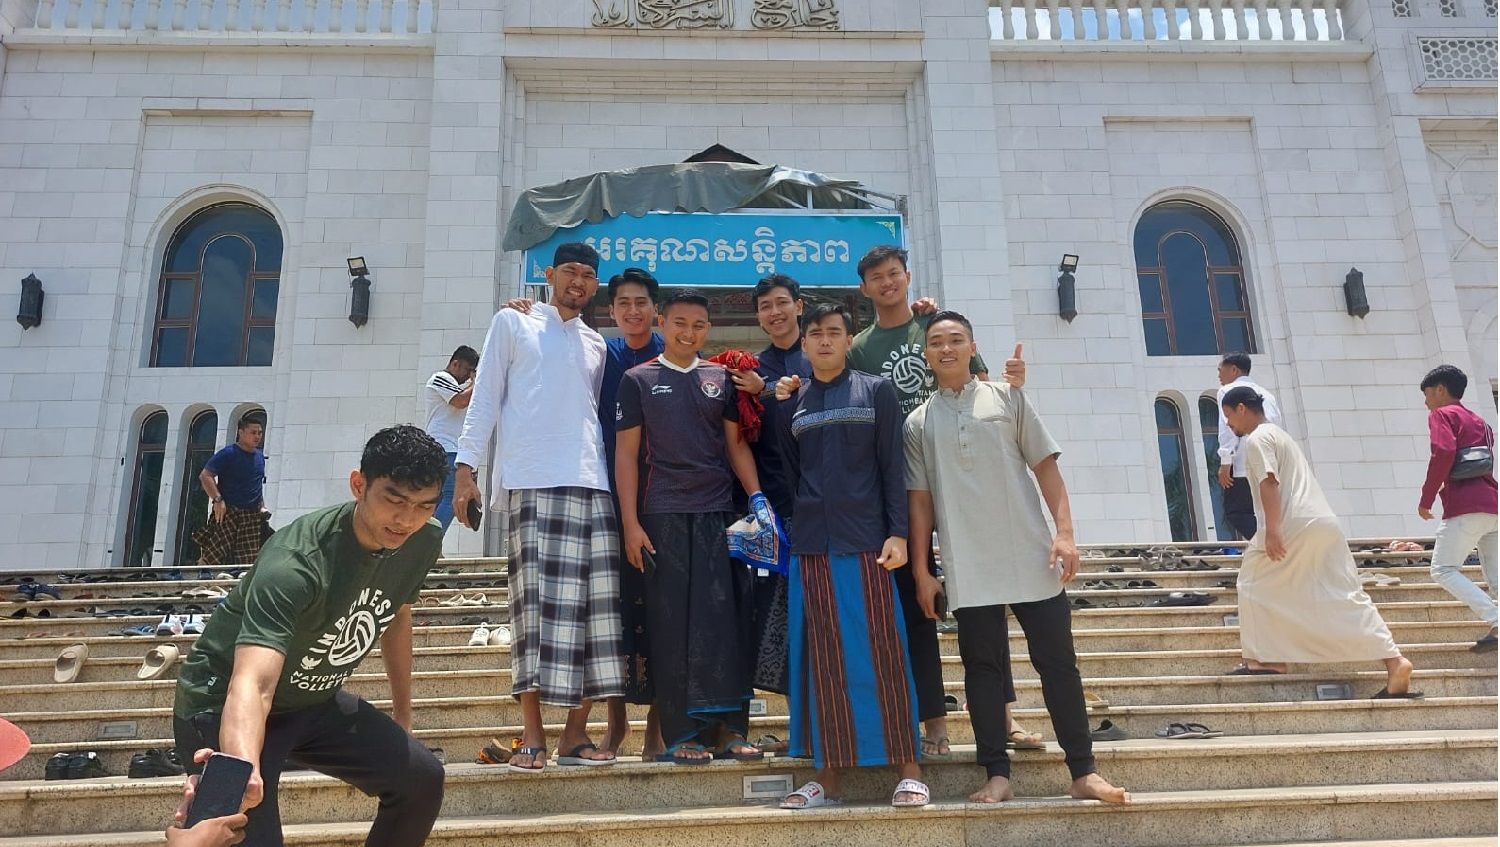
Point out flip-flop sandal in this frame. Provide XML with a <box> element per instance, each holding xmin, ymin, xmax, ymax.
<box><xmin>655</xmin><ymin>743</ymin><xmax>713</xmax><ymax>765</ymax></box>
<box><xmin>920</xmin><ymin>735</ymin><xmax>951</xmax><ymax>758</ymax></box>
<box><xmin>1370</xmin><ymin>688</ymin><xmax>1425</xmax><ymax>699</ymax></box>
<box><xmin>944</xmin><ymin>694</ymin><xmax>961</xmax><ymax>713</ymax></box>
<box><xmin>1072</xmin><ymin>597</ymin><xmax>1095</xmax><ymax>608</ymax></box>
<box><xmin>1125</xmin><ymin>580</ymin><xmax>1159</xmax><ymax>588</ymax></box>
<box><xmin>891</xmin><ymin>778</ymin><xmax>931</xmax><ymax>808</ymax></box>
<box><xmin>1007</xmin><ymin>729</ymin><xmax>1045</xmax><ymax>750</ymax></box>
<box><xmin>476</xmin><ymin>739</ymin><xmax>512</xmax><ymax>765</ymax></box>
<box><xmin>715</xmin><ymin>739</ymin><xmax>764</xmax><ymax>761</ymax></box>
<box><xmin>1226</xmin><ymin>664</ymin><xmax>1284</xmax><ymax>675</ymax></box>
<box><xmin>756</xmin><ymin>734</ymin><xmax>790</xmax><ymax>753</ymax></box>
<box><xmin>780</xmin><ymin>781</ymin><xmax>841</xmax><ymax>810</ymax></box>
<box><xmin>557</xmin><ymin>742</ymin><xmax>616</xmax><ymax>767</ymax></box>
<box><xmin>507</xmin><ymin>746</ymin><xmax>547</xmax><ymax>772</ymax></box>
<box><xmin>1155</xmin><ymin>722</ymin><xmax>1207</xmax><ymax>739</ymax></box>
<box><xmin>53</xmin><ymin>644</ymin><xmax>88</xmax><ymax>683</ymax></box>
<box><xmin>137</xmin><ymin>643</ymin><xmax>180</xmax><ymax>680</ymax></box>
<box><xmin>1182</xmin><ymin>722</ymin><xmax>1223</xmax><ymax>737</ymax></box>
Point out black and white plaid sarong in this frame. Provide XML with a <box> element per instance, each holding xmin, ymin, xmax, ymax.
<box><xmin>506</xmin><ymin>486</ymin><xmax>625</xmax><ymax>707</ymax></box>
<box><xmin>193</xmin><ymin>505</ymin><xmax>273</xmax><ymax>566</ymax></box>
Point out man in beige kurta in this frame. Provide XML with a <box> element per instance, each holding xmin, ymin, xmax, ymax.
<box><xmin>1222</xmin><ymin>386</ymin><xmax>1420</xmax><ymax>698</ymax></box>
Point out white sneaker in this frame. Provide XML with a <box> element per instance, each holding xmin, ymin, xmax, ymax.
<box><xmin>155</xmin><ymin>614</ymin><xmax>183</xmax><ymax>637</ymax></box>
<box><xmin>489</xmin><ymin>624</ymin><xmax>512</xmax><ymax>648</ymax></box>
<box><xmin>183</xmin><ymin>615</ymin><xmax>205</xmax><ymax>635</ymax></box>
<box><xmin>468</xmin><ymin>622</ymin><xmax>491</xmax><ymax>647</ymax></box>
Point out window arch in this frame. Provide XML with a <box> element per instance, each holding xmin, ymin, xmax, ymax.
<box><xmin>1197</xmin><ymin>395</ymin><xmax>1233</xmax><ymax>542</ymax></box>
<box><xmin>124</xmin><ymin>411</ymin><xmax>169</xmax><ymax>567</ymax></box>
<box><xmin>151</xmin><ymin>203</ymin><xmax>282</xmax><ymax>367</ymax></box>
<box><xmin>1154</xmin><ymin>398</ymin><xmax>1199</xmax><ymax>542</ymax></box>
<box><xmin>173</xmin><ymin>409</ymin><xmax>220</xmax><ymax>565</ymax></box>
<box><xmin>1135</xmin><ymin>200</ymin><xmax>1255</xmax><ymax>357</ymax></box>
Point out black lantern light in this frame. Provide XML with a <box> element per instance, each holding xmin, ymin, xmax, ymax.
<box><xmin>347</xmin><ymin>257</ymin><xmax>371</xmax><ymax>328</ymax></box>
<box><xmin>1057</xmin><ymin>254</ymin><xmax>1079</xmax><ymax>323</ymax></box>
<box><xmin>17</xmin><ymin>273</ymin><xmax>44</xmax><ymax>330</ymax></box>
<box><xmin>1343</xmin><ymin>267</ymin><xmax>1369</xmax><ymax>318</ymax></box>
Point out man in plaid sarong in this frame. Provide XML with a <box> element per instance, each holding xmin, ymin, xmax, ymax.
<box><xmin>195</xmin><ymin>415</ymin><xmax>273</xmax><ymax>567</ymax></box>
<box><xmin>452</xmin><ymin>242</ymin><xmax>625</xmax><ymax>772</ymax></box>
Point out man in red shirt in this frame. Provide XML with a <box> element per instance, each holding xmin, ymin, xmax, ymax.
<box><xmin>1417</xmin><ymin>365</ymin><xmax>1498</xmax><ymax>652</ymax></box>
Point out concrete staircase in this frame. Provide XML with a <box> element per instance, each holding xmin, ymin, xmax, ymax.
<box><xmin>0</xmin><ymin>538</ymin><xmax>1494</xmax><ymax>846</ymax></box>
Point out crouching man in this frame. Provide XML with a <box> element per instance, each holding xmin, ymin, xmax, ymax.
<box><xmin>172</xmin><ymin>425</ymin><xmax>448</xmax><ymax>847</ymax></box>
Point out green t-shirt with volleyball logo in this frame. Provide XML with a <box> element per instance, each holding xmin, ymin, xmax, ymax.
<box><xmin>174</xmin><ymin>502</ymin><xmax>440</xmax><ymax>718</ymax></box>
<box><xmin>847</xmin><ymin>313</ymin><xmax>989</xmax><ymax>418</ymax></box>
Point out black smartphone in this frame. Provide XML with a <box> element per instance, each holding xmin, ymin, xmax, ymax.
<box><xmin>185</xmin><ymin>752</ymin><xmax>253</xmax><ymax>827</ymax></box>
<box><xmin>934</xmin><ymin>590</ymin><xmax>949</xmax><ymax>621</ymax></box>
<box><xmin>466</xmin><ymin>500</ymin><xmax>483</xmax><ymax>532</ymax></box>
<box><xmin>640</xmin><ymin>548</ymin><xmax>657</xmax><ymax>574</ymax></box>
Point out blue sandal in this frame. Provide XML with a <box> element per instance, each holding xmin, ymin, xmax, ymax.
<box><xmin>656</xmin><ymin>743</ymin><xmax>713</xmax><ymax>765</ymax></box>
<box><xmin>715</xmin><ymin>738</ymin><xmax>764</xmax><ymax>761</ymax></box>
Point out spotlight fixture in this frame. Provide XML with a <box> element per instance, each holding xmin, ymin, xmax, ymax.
<box><xmin>1057</xmin><ymin>254</ymin><xmax>1079</xmax><ymax>323</ymax></box>
<box><xmin>348</xmin><ymin>257</ymin><xmax>371</xmax><ymax>328</ymax></box>
<box><xmin>17</xmin><ymin>273</ymin><xmax>43</xmax><ymax>330</ymax></box>
<box><xmin>1343</xmin><ymin>267</ymin><xmax>1369</xmax><ymax>318</ymax></box>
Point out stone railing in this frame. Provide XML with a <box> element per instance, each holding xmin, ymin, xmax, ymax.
<box><xmin>990</xmin><ymin>0</ymin><xmax>1345</xmax><ymax>40</ymax></box>
<box><xmin>31</xmin><ymin>0</ymin><xmax>434</xmax><ymax>33</ymax></box>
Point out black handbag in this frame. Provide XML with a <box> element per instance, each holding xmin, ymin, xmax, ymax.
<box><xmin>1450</xmin><ymin>426</ymin><xmax>1495</xmax><ymax>481</ymax></box>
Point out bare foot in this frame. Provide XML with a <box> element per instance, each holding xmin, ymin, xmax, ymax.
<box><xmin>969</xmin><ymin>776</ymin><xmax>1014</xmax><ymax>803</ymax></box>
<box><xmin>1070</xmin><ymin>773</ymin><xmax>1130</xmax><ymax>804</ymax></box>
<box><xmin>1385</xmin><ymin>656</ymin><xmax>1415</xmax><ymax>695</ymax></box>
<box><xmin>1247</xmin><ymin>660</ymin><xmax>1288</xmax><ymax>673</ymax></box>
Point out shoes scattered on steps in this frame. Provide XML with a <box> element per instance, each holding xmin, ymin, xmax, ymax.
<box><xmin>44</xmin><ymin>751</ymin><xmax>107</xmax><ymax>780</ymax></box>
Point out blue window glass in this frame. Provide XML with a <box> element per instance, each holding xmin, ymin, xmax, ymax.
<box><xmin>1154</xmin><ymin>398</ymin><xmax>1198</xmax><ymax>542</ymax></box>
<box><xmin>1135</xmin><ymin>201</ymin><xmax>1256</xmax><ymax>357</ymax></box>
<box><xmin>152</xmin><ymin>203</ymin><xmax>281</xmax><ymax>367</ymax></box>
<box><xmin>174</xmin><ymin>411</ymin><xmax>219</xmax><ymax>565</ymax></box>
<box><xmin>1198</xmin><ymin>396</ymin><xmax>1232</xmax><ymax>542</ymax></box>
<box><xmin>125</xmin><ymin>411</ymin><xmax>169</xmax><ymax>568</ymax></box>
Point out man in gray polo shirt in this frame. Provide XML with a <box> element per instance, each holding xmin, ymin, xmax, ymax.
<box><xmin>905</xmin><ymin>310</ymin><xmax>1128</xmax><ymax>806</ymax></box>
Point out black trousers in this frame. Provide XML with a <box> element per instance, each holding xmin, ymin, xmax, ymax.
<box><xmin>174</xmin><ymin>690</ymin><xmax>444</xmax><ymax>847</ymax></box>
<box><xmin>892</xmin><ymin>544</ymin><xmax>947</xmax><ymax>724</ymax></box>
<box><xmin>1223</xmin><ymin>476</ymin><xmax>1258</xmax><ymax>540</ymax></box>
<box><xmin>954</xmin><ymin>591</ymin><xmax>1096</xmax><ymax>781</ymax></box>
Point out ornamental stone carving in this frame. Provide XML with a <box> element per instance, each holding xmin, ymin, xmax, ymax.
<box><xmin>590</xmin><ymin>0</ymin><xmax>839</xmax><ymax>29</ymax></box>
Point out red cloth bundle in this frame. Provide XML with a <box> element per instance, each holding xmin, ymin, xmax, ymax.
<box><xmin>708</xmin><ymin>349</ymin><xmax>763</xmax><ymax>443</ymax></box>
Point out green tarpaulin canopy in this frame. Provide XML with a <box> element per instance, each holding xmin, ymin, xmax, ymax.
<box><xmin>502</xmin><ymin>161</ymin><xmax>891</xmax><ymax>253</ymax></box>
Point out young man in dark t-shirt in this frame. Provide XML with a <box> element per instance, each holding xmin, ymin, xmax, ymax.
<box><xmin>615</xmin><ymin>290</ymin><xmax>768</xmax><ymax>764</ymax></box>
<box><xmin>172</xmin><ymin>425</ymin><xmax>448</xmax><ymax>847</ymax></box>
<box><xmin>195</xmin><ymin>414</ymin><xmax>274</xmax><ymax>567</ymax></box>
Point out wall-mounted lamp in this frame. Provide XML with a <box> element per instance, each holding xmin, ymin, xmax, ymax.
<box><xmin>17</xmin><ymin>273</ymin><xmax>44</xmax><ymax>330</ymax></box>
<box><xmin>347</xmin><ymin>257</ymin><xmax>371</xmax><ymax>328</ymax></box>
<box><xmin>1343</xmin><ymin>267</ymin><xmax>1369</xmax><ymax>318</ymax></box>
<box><xmin>1057</xmin><ymin>254</ymin><xmax>1079</xmax><ymax>323</ymax></box>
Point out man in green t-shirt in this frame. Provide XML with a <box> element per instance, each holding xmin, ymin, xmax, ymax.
<box><xmin>172</xmin><ymin>425</ymin><xmax>448</xmax><ymax>847</ymax></box>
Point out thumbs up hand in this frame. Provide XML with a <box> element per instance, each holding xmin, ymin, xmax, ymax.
<box><xmin>1003</xmin><ymin>343</ymin><xmax>1026</xmax><ymax>389</ymax></box>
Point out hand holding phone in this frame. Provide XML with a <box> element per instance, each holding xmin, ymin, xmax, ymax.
<box><xmin>184</xmin><ymin>753</ymin><xmax>254</xmax><ymax>827</ymax></box>
<box><xmin>466</xmin><ymin>499</ymin><xmax>483</xmax><ymax>532</ymax></box>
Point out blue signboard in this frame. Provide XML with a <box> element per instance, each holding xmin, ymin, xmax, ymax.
<box><xmin>522</xmin><ymin>211</ymin><xmax>903</xmax><ymax>289</ymax></box>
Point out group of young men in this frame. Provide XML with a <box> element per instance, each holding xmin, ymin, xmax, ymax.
<box><xmin>161</xmin><ymin>238</ymin><xmax>1496</xmax><ymax>845</ymax></box>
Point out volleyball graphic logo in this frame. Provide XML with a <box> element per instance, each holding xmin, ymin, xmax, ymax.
<box><xmin>326</xmin><ymin>609</ymin><xmax>378</xmax><ymax>667</ymax></box>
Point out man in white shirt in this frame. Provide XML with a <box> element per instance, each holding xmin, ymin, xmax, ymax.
<box><xmin>1215</xmin><ymin>352</ymin><xmax>1283</xmax><ymax>540</ymax></box>
<box><xmin>423</xmin><ymin>345</ymin><xmax>478</xmax><ymax>531</ymax></box>
<box><xmin>452</xmin><ymin>242</ymin><xmax>624</xmax><ymax>772</ymax></box>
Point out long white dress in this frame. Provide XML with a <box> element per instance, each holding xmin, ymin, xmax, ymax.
<box><xmin>1237</xmin><ymin>424</ymin><xmax>1400</xmax><ymax>663</ymax></box>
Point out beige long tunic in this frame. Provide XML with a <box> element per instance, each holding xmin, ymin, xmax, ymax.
<box><xmin>1238</xmin><ymin>424</ymin><xmax>1400</xmax><ymax>663</ymax></box>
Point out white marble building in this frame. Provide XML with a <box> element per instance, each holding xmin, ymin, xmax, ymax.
<box><xmin>0</xmin><ymin>0</ymin><xmax>1493</xmax><ymax>569</ymax></box>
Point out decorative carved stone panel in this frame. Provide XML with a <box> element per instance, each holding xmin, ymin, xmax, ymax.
<box><xmin>590</xmin><ymin>0</ymin><xmax>839</xmax><ymax>29</ymax></box>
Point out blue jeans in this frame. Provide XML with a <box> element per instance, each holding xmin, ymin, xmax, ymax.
<box><xmin>434</xmin><ymin>452</ymin><xmax>457</xmax><ymax>531</ymax></box>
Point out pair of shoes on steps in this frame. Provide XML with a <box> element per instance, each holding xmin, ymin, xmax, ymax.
<box><xmin>128</xmin><ymin>748</ymin><xmax>184</xmax><ymax>778</ymax></box>
<box><xmin>45</xmin><ymin>751</ymin><xmax>107</xmax><ymax>780</ymax></box>
<box><xmin>468</xmin><ymin>622</ymin><xmax>512</xmax><ymax>647</ymax></box>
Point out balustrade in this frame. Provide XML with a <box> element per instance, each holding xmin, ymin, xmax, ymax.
<box><xmin>990</xmin><ymin>0</ymin><xmax>1346</xmax><ymax>40</ymax></box>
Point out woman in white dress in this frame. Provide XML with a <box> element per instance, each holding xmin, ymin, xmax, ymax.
<box><xmin>1220</xmin><ymin>386</ymin><xmax>1421</xmax><ymax>699</ymax></box>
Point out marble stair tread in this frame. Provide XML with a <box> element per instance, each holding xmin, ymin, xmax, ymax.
<box><xmin>0</xmin><ymin>781</ymin><xmax>1490</xmax><ymax>847</ymax></box>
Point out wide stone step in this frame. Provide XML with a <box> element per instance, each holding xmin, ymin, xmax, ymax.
<box><xmin>4</xmin><ymin>635</ymin><xmax>1489</xmax><ymax>689</ymax></box>
<box><xmin>6</xmin><ymin>693</ymin><xmax>1493</xmax><ymax>781</ymax></box>
<box><xmin>0</xmin><ymin>781</ymin><xmax>1489</xmax><ymax>847</ymax></box>
<box><xmin>0</xmin><ymin>730</ymin><xmax>1490</xmax><ymax>836</ymax></box>
<box><xmin>3</xmin><ymin>595</ymin><xmax>1486</xmax><ymax>642</ymax></box>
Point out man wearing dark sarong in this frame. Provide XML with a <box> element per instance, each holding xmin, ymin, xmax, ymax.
<box><xmin>774</xmin><ymin>302</ymin><xmax>927</xmax><ymax>809</ymax></box>
<box><xmin>615</xmin><ymin>290</ymin><xmax>768</xmax><ymax>765</ymax></box>
<box><xmin>195</xmin><ymin>414</ymin><xmax>273</xmax><ymax>567</ymax></box>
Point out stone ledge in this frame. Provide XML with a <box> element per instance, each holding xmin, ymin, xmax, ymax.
<box><xmin>1</xmin><ymin>29</ymin><xmax>436</xmax><ymax>52</ymax></box>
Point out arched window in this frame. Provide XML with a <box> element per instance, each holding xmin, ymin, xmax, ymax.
<box><xmin>124</xmin><ymin>411</ymin><xmax>169</xmax><ymax>567</ymax></box>
<box><xmin>1198</xmin><ymin>396</ymin><xmax>1233</xmax><ymax>542</ymax></box>
<box><xmin>1135</xmin><ymin>200</ymin><xmax>1255</xmax><ymax>357</ymax></box>
<box><xmin>173</xmin><ymin>410</ymin><xmax>219</xmax><ymax>565</ymax></box>
<box><xmin>1154</xmin><ymin>398</ymin><xmax>1199</xmax><ymax>542</ymax></box>
<box><xmin>151</xmin><ymin>203</ymin><xmax>281</xmax><ymax>367</ymax></box>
